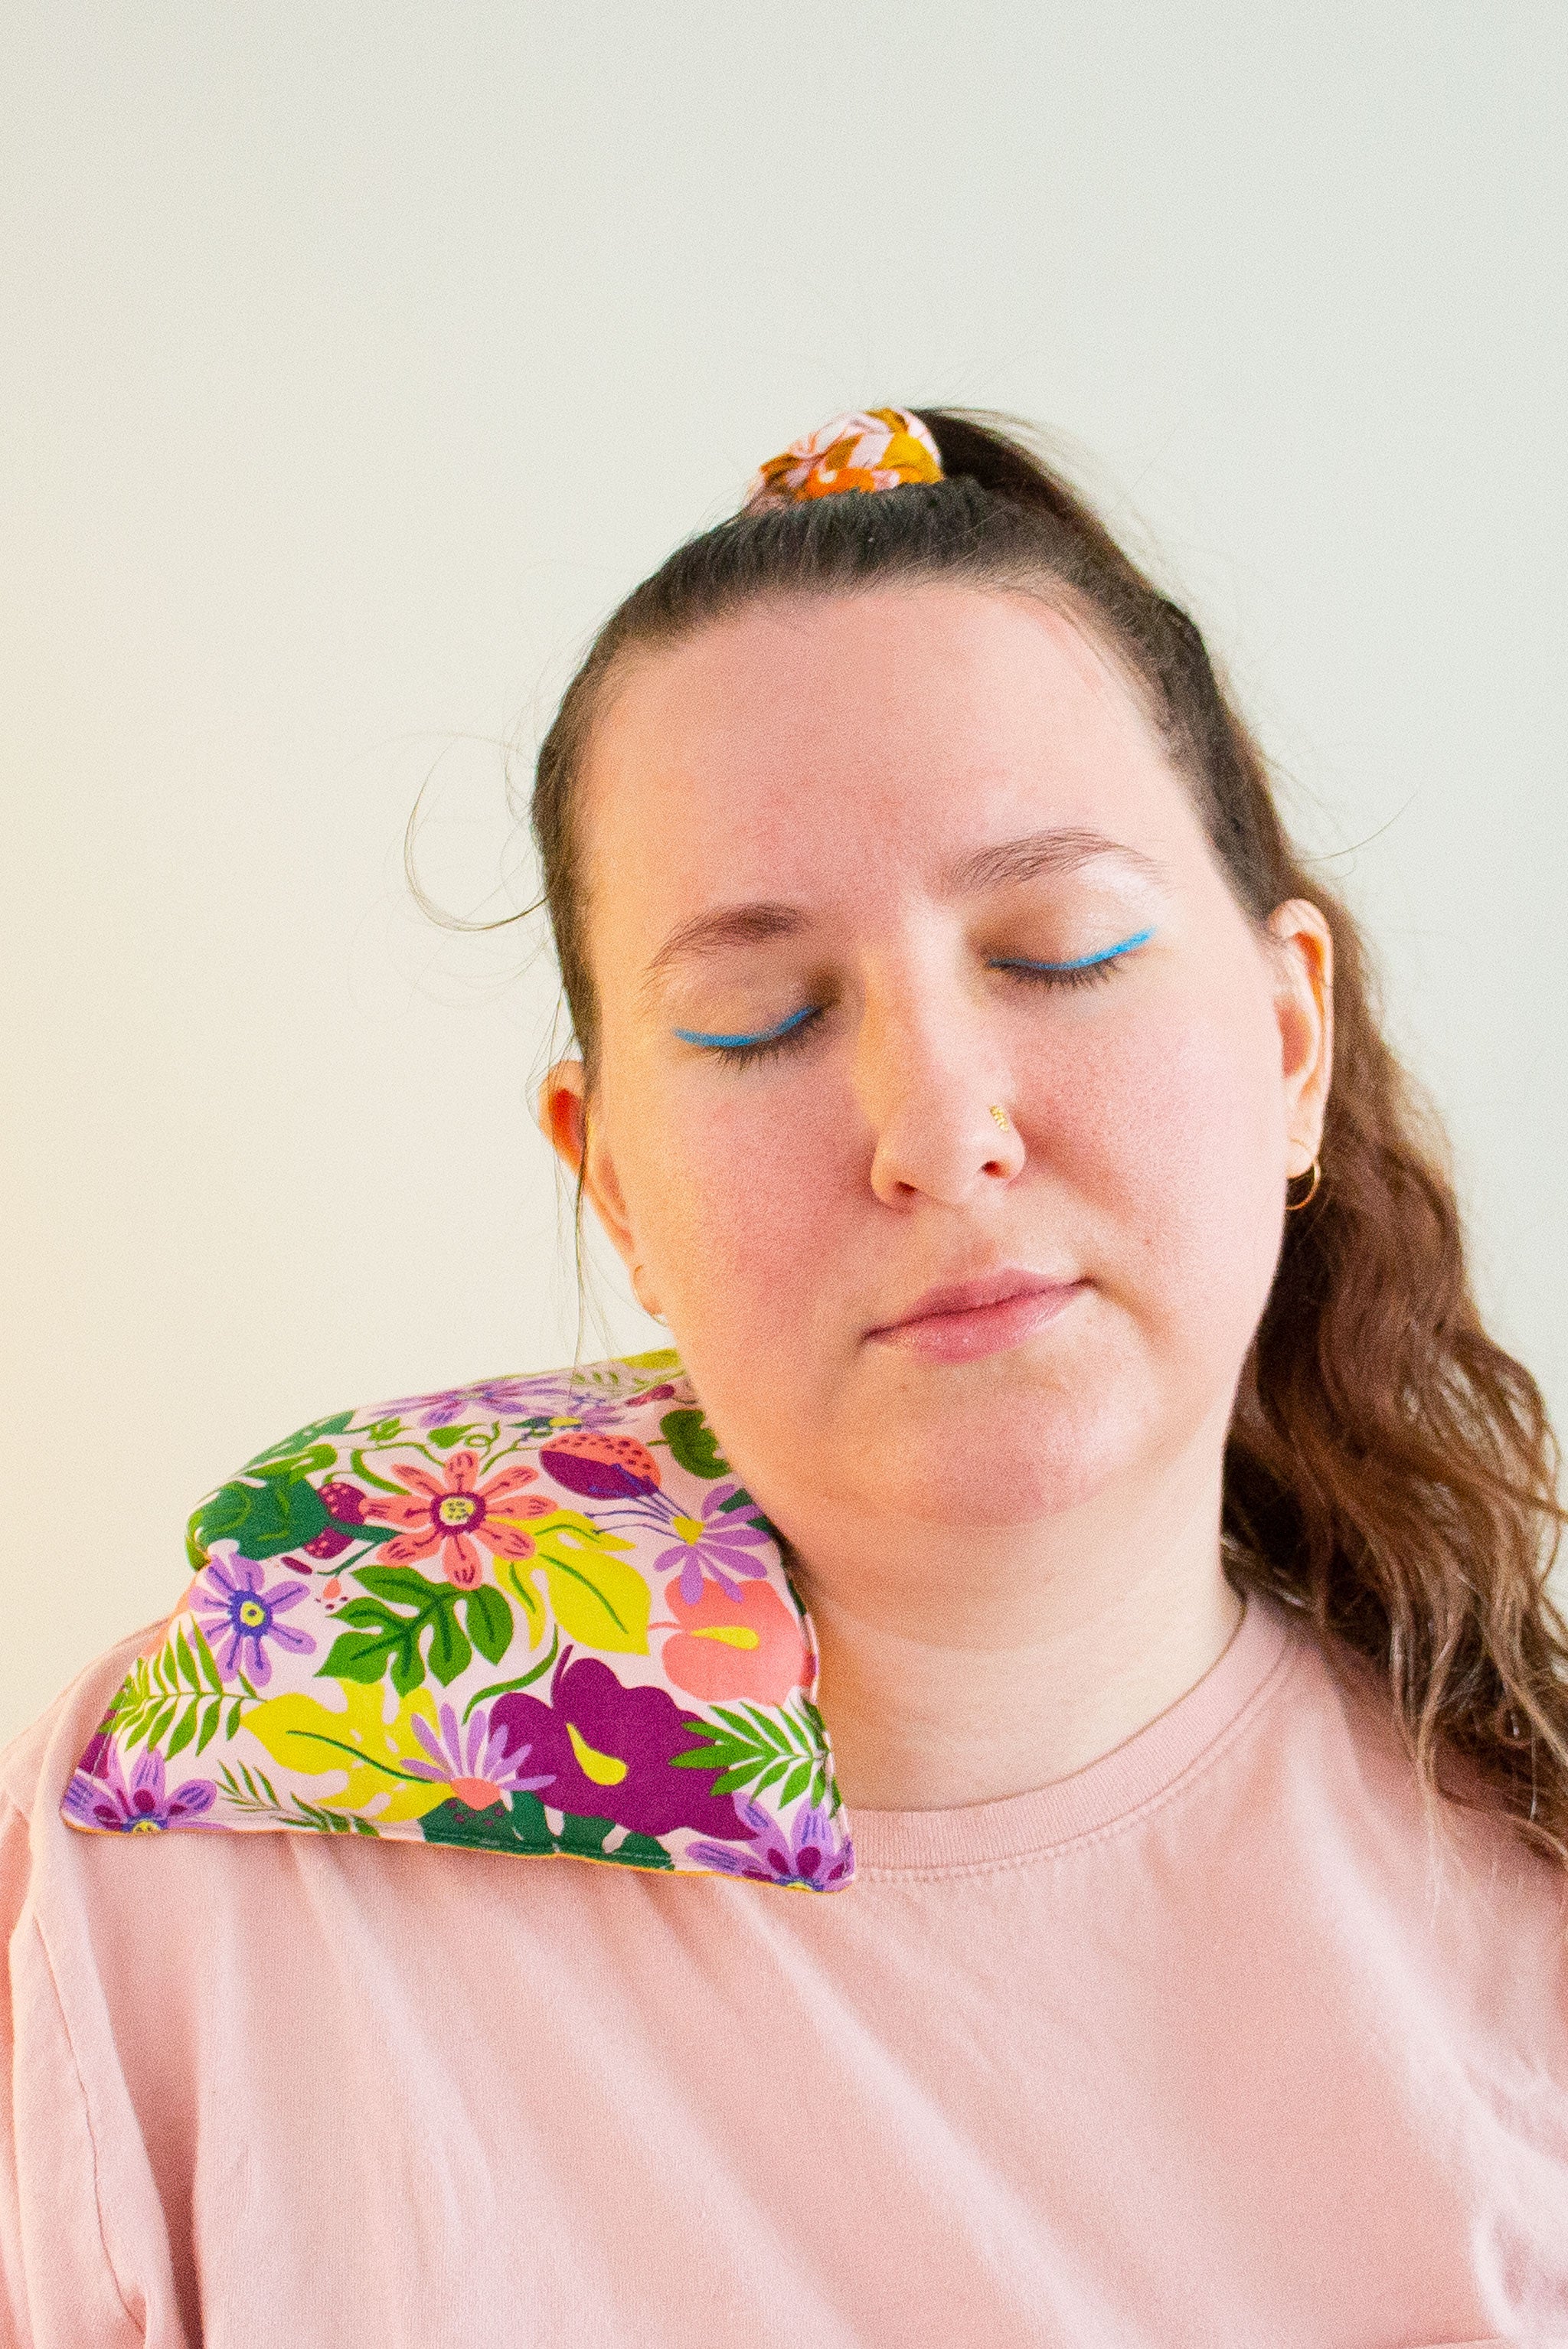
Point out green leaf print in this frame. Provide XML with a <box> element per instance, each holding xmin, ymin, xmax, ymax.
<box><xmin>554</xmin><ymin>1812</ymin><xmax>675</xmax><ymax>1870</ymax></box>
<box><xmin>659</xmin><ymin>1408</ymin><xmax>730</xmax><ymax>1480</ymax></box>
<box><xmin>187</xmin><ymin>1469</ymin><xmax>329</xmax><ymax>1569</ymax></box>
<box><xmin>459</xmin><ymin>1629</ymin><xmax>560</xmax><ymax>1719</ymax></box>
<box><xmin>426</xmin><ymin>1600</ymin><xmax>470</xmax><ymax>1689</ymax></box>
<box><xmin>670</xmin><ymin>1692</ymin><xmax>837</xmax><ymax>1812</ymax></box>
<box><xmin>418</xmin><ymin>1789</ymin><xmax>557</xmax><ymax>1855</ymax></box>
<box><xmin>419</xmin><ymin>1790</ymin><xmax>675</xmax><ymax>1869</ymax></box>
<box><xmin>109</xmin><ymin>1616</ymin><xmax>234</xmax><ymax>1756</ymax></box>
<box><xmin>462</xmin><ymin>1583</ymin><xmax>514</xmax><ymax>1666</ymax></box>
<box><xmin>318</xmin><ymin>1566</ymin><xmax>514</xmax><ymax>1697</ymax></box>
<box><xmin>216</xmin><ymin>1759</ymin><xmax>377</xmax><ymax>1836</ymax></box>
<box><xmin>243</xmin><ymin>1412</ymin><xmax>354</xmax><ymax>1471</ymax></box>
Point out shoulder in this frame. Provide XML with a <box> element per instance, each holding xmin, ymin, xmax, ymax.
<box><xmin>1</xmin><ymin>1623</ymin><xmax>158</xmax><ymax>1838</ymax></box>
<box><xmin>1261</xmin><ymin>1601</ymin><xmax>1568</xmax><ymax>1932</ymax></box>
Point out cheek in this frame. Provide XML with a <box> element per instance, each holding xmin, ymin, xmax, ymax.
<box><xmin>1047</xmin><ymin>988</ymin><xmax>1285</xmax><ymax>1351</ymax></box>
<box><xmin>612</xmin><ymin>1073</ymin><xmax>852</xmax><ymax>1331</ymax></box>
<box><xmin>609</xmin><ymin>981</ymin><xmax>1288</xmax><ymax>1403</ymax></box>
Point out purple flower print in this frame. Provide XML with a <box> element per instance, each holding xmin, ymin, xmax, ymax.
<box><xmin>505</xmin><ymin>1377</ymin><xmax>672</xmax><ymax>1432</ymax></box>
<box><xmin>193</xmin><ymin>1551</ymin><xmax>315</xmax><ymax>1686</ymax></box>
<box><xmin>490</xmin><ymin>1655</ymin><xmax>752</xmax><ymax>1843</ymax></box>
<box><xmin>63</xmin><ymin>1745</ymin><xmax>216</xmax><ymax>1834</ymax></box>
<box><xmin>653</xmin><ymin>1482</ymin><xmax>774</xmax><ymax>1604</ymax></box>
<box><xmin>688</xmin><ymin>1797</ymin><xmax>854</xmax><ymax>1890</ymax></box>
<box><xmin>376</xmin><ymin>1373</ymin><xmax>653</xmax><ymax>1432</ymax></box>
<box><xmin>401</xmin><ymin>1701</ymin><xmax>555</xmax><ymax>1812</ymax></box>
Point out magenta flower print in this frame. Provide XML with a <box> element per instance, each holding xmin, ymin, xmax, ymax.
<box><xmin>537</xmin><ymin>1429</ymin><xmax>775</xmax><ymax>1606</ymax></box>
<box><xmin>63</xmin><ymin>1745</ymin><xmax>216</xmax><ymax>1834</ymax></box>
<box><xmin>401</xmin><ymin>1701</ymin><xmax>554</xmax><ymax>1812</ymax></box>
<box><xmin>193</xmin><ymin>1552</ymin><xmax>315</xmax><ymax>1686</ymax></box>
<box><xmin>75</xmin><ymin>1717</ymin><xmax>113</xmax><ymax>1782</ymax></box>
<box><xmin>687</xmin><ymin>1796</ymin><xmax>854</xmax><ymax>1890</ymax></box>
<box><xmin>490</xmin><ymin>1655</ymin><xmax>751</xmax><ymax>1843</ymax></box>
<box><xmin>301</xmin><ymin>1479</ymin><xmax>369</xmax><ymax>1561</ymax></box>
<box><xmin>654</xmin><ymin>1482</ymin><xmax>773</xmax><ymax>1604</ymax></box>
<box><xmin>538</xmin><ymin>1429</ymin><xmax>662</xmax><ymax>1502</ymax></box>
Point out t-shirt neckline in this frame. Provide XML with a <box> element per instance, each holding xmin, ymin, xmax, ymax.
<box><xmin>845</xmin><ymin>1593</ymin><xmax>1295</xmax><ymax>1877</ymax></box>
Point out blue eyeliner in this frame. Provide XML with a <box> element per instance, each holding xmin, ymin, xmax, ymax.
<box><xmin>673</xmin><ymin>1005</ymin><xmax>818</xmax><ymax>1050</ymax></box>
<box><xmin>991</xmin><ymin>926</ymin><xmax>1155</xmax><ymax>973</ymax></box>
<box><xmin>673</xmin><ymin>930</ymin><xmax>1155</xmax><ymax>1050</ymax></box>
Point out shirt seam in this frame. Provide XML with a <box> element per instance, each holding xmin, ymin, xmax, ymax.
<box><xmin>855</xmin><ymin>1618</ymin><xmax>1305</xmax><ymax>1884</ymax></box>
<box><xmin>5</xmin><ymin>1796</ymin><xmax>137</xmax><ymax>2329</ymax></box>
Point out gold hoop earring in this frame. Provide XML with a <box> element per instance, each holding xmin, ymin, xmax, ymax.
<box><xmin>1285</xmin><ymin>1157</ymin><xmax>1321</xmax><ymax>1211</ymax></box>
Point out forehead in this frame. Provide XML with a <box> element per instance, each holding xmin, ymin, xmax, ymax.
<box><xmin>579</xmin><ymin>585</ymin><xmax>1191</xmax><ymax>936</ymax></box>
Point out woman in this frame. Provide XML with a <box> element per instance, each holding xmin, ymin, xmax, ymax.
<box><xmin>5</xmin><ymin>407</ymin><xmax>1566</xmax><ymax>2344</ymax></box>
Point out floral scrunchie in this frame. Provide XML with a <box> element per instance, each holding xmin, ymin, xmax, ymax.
<box><xmin>62</xmin><ymin>1352</ymin><xmax>854</xmax><ymax>1891</ymax></box>
<box><xmin>745</xmin><ymin>406</ymin><xmax>943</xmax><ymax>508</ymax></box>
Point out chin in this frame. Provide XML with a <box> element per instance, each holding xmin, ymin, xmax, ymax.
<box><xmin>855</xmin><ymin>1369</ymin><xmax>1161</xmax><ymax>1528</ymax></box>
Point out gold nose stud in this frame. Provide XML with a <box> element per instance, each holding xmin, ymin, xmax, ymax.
<box><xmin>989</xmin><ymin>1104</ymin><xmax>1011</xmax><ymax>1130</ymax></box>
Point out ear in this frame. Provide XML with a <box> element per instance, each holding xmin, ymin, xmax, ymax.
<box><xmin>1265</xmin><ymin>899</ymin><xmax>1334</xmax><ymax>1176</ymax></box>
<box><xmin>536</xmin><ymin>1058</ymin><xmax>664</xmax><ymax>1318</ymax></box>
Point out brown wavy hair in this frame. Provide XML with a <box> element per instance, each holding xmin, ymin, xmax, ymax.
<box><xmin>525</xmin><ymin>408</ymin><xmax>1568</xmax><ymax>1867</ymax></box>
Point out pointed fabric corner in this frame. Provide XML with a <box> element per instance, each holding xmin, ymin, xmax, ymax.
<box><xmin>63</xmin><ymin>1353</ymin><xmax>854</xmax><ymax>1892</ymax></box>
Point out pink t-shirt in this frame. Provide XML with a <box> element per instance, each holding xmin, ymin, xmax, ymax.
<box><xmin>3</xmin><ymin>1594</ymin><xmax>1566</xmax><ymax>2346</ymax></box>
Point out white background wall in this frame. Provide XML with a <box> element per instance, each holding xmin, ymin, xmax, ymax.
<box><xmin>4</xmin><ymin>3</ymin><xmax>1565</xmax><ymax>1748</ymax></box>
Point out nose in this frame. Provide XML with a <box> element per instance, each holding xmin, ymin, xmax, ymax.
<box><xmin>855</xmin><ymin>983</ymin><xmax>1025</xmax><ymax>1207</ymax></box>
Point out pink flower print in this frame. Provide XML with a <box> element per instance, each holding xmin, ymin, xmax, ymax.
<box><xmin>193</xmin><ymin>1553</ymin><xmax>316</xmax><ymax>1686</ymax></box>
<box><xmin>659</xmin><ymin>1576</ymin><xmax>811</xmax><ymax>1705</ymax></box>
<box><xmin>653</xmin><ymin>1482</ymin><xmax>774</xmax><ymax>1604</ymax></box>
<box><xmin>365</xmin><ymin>1452</ymin><xmax>553</xmax><ymax>1589</ymax></box>
<box><xmin>401</xmin><ymin>1701</ymin><xmax>554</xmax><ymax>1812</ymax></box>
<box><xmin>63</xmin><ymin>1746</ymin><xmax>217</xmax><ymax>1834</ymax></box>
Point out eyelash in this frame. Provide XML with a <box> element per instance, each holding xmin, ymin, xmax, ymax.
<box><xmin>676</xmin><ymin>929</ymin><xmax>1155</xmax><ymax>1067</ymax></box>
<box><xmin>991</xmin><ymin>926</ymin><xmax>1155</xmax><ymax>989</ymax></box>
<box><xmin>671</xmin><ymin>1005</ymin><xmax>820</xmax><ymax>1067</ymax></box>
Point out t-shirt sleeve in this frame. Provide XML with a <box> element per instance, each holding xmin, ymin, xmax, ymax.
<box><xmin>0</xmin><ymin>1794</ymin><xmax>149</xmax><ymax>2349</ymax></box>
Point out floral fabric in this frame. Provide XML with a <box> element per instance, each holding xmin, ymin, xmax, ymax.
<box><xmin>744</xmin><ymin>407</ymin><xmax>944</xmax><ymax>508</ymax></box>
<box><xmin>61</xmin><ymin>1351</ymin><xmax>854</xmax><ymax>1890</ymax></box>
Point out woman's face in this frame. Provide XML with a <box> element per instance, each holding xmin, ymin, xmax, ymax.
<box><xmin>547</xmin><ymin>585</ymin><xmax>1331</xmax><ymax>1538</ymax></box>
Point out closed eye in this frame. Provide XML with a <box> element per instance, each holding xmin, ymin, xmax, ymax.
<box><xmin>672</xmin><ymin>928</ymin><xmax>1155</xmax><ymax>1065</ymax></box>
<box><xmin>990</xmin><ymin>927</ymin><xmax>1154</xmax><ymax>986</ymax></box>
<box><xmin>672</xmin><ymin>1005</ymin><xmax>821</xmax><ymax>1061</ymax></box>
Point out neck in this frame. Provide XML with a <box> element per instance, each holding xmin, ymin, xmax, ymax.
<box><xmin>793</xmin><ymin>1430</ymin><xmax>1243</xmax><ymax>1813</ymax></box>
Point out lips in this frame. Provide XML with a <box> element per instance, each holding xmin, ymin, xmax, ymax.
<box><xmin>865</xmin><ymin>1270</ymin><xmax>1086</xmax><ymax>1364</ymax></box>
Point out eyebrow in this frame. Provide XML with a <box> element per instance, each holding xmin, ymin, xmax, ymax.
<box><xmin>638</xmin><ymin>827</ymin><xmax>1164</xmax><ymax>1008</ymax></box>
<box><xmin>943</xmin><ymin>825</ymin><xmax>1164</xmax><ymax>895</ymax></box>
<box><xmin>639</xmin><ymin>900</ymin><xmax>804</xmax><ymax>1008</ymax></box>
